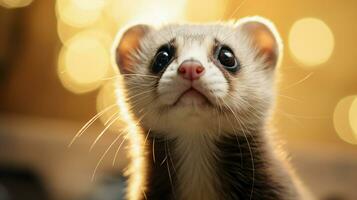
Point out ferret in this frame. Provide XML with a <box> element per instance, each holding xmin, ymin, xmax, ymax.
<box><xmin>112</xmin><ymin>16</ymin><xmax>314</xmax><ymax>200</ymax></box>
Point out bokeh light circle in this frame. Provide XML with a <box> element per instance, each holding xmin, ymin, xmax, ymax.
<box><xmin>333</xmin><ymin>96</ymin><xmax>357</xmax><ymax>145</ymax></box>
<box><xmin>56</xmin><ymin>0</ymin><xmax>102</xmax><ymax>28</ymax></box>
<box><xmin>58</xmin><ymin>31</ymin><xmax>110</xmax><ymax>94</ymax></box>
<box><xmin>0</xmin><ymin>0</ymin><xmax>33</xmax><ymax>8</ymax></box>
<box><xmin>289</xmin><ymin>18</ymin><xmax>334</xmax><ymax>68</ymax></box>
<box><xmin>349</xmin><ymin>98</ymin><xmax>357</xmax><ymax>137</ymax></box>
<box><xmin>57</xmin><ymin>19</ymin><xmax>81</xmax><ymax>44</ymax></box>
<box><xmin>57</xmin><ymin>16</ymin><xmax>117</xmax><ymax>45</ymax></box>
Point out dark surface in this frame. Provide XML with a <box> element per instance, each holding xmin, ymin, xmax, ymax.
<box><xmin>0</xmin><ymin>167</ymin><xmax>49</xmax><ymax>200</ymax></box>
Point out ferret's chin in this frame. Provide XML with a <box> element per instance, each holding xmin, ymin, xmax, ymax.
<box><xmin>176</xmin><ymin>95</ymin><xmax>208</xmax><ymax>107</ymax></box>
<box><xmin>174</xmin><ymin>89</ymin><xmax>210</xmax><ymax>108</ymax></box>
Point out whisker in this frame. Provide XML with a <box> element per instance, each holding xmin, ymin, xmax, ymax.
<box><xmin>111</xmin><ymin>107</ymin><xmax>155</xmax><ymax>165</ymax></box>
<box><xmin>278</xmin><ymin>94</ymin><xmax>302</xmax><ymax>102</ymax></box>
<box><xmin>90</xmin><ymin>115</ymin><xmax>122</xmax><ymax>151</ymax></box>
<box><xmin>68</xmin><ymin>104</ymin><xmax>117</xmax><ymax>147</ymax></box>
<box><xmin>165</xmin><ymin>140</ymin><xmax>175</xmax><ymax>198</ymax></box>
<box><xmin>223</xmin><ymin>112</ymin><xmax>244</xmax><ymax>166</ymax></box>
<box><xmin>221</xmin><ymin>99</ymin><xmax>255</xmax><ymax>200</ymax></box>
<box><xmin>125</xmin><ymin>88</ymin><xmax>156</xmax><ymax>102</ymax></box>
<box><xmin>91</xmin><ymin>135</ymin><xmax>121</xmax><ymax>181</ymax></box>
<box><xmin>160</xmin><ymin>156</ymin><xmax>167</xmax><ymax>166</ymax></box>
<box><xmin>275</xmin><ymin>109</ymin><xmax>304</xmax><ymax>128</ymax></box>
<box><xmin>128</xmin><ymin>82</ymin><xmax>157</xmax><ymax>87</ymax></box>
<box><xmin>104</xmin><ymin>112</ymin><xmax>119</xmax><ymax>126</ymax></box>
<box><xmin>112</xmin><ymin>135</ymin><xmax>128</xmax><ymax>166</ymax></box>
<box><xmin>142</xmin><ymin>188</ymin><xmax>148</xmax><ymax>200</ymax></box>
<box><xmin>226</xmin><ymin>0</ymin><xmax>248</xmax><ymax>19</ymax></box>
<box><xmin>166</xmin><ymin>140</ymin><xmax>177</xmax><ymax>175</ymax></box>
<box><xmin>277</xmin><ymin>109</ymin><xmax>331</xmax><ymax>119</ymax></box>
<box><xmin>281</xmin><ymin>72</ymin><xmax>314</xmax><ymax>91</ymax></box>
<box><xmin>152</xmin><ymin>137</ymin><xmax>156</xmax><ymax>163</ymax></box>
<box><xmin>144</xmin><ymin>128</ymin><xmax>152</xmax><ymax>144</ymax></box>
<box><xmin>121</xmin><ymin>73</ymin><xmax>159</xmax><ymax>78</ymax></box>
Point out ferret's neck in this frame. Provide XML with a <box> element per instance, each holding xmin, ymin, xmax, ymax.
<box><xmin>138</xmin><ymin>129</ymin><xmax>296</xmax><ymax>200</ymax></box>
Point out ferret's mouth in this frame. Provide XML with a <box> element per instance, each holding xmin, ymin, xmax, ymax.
<box><xmin>173</xmin><ymin>88</ymin><xmax>212</xmax><ymax>107</ymax></box>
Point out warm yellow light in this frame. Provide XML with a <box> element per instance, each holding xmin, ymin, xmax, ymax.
<box><xmin>112</xmin><ymin>78</ymin><xmax>147</xmax><ymax>200</ymax></box>
<box><xmin>107</xmin><ymin>0</ymin><xmax>186</xmax><ymax>26</ymax></box>
<box><xmin>58</xmin><ymin>16</ymin><xmax>117</xmax><ymax>45</ymax></box>
<box><xmin>333</xmin><ymin>96</ymin><xmax>357</xmax><ymax>145</ymax></box>
<box><xmin>289</xmin><ymin>18</ymin><xmax>334</xmax><ymax>68</ymax></box>
<box><xmin>96</xmin><ymin>79</ymin><xmax>123</xmax><ymax>130</ymax></box>
<box><xmin>56</xmin><ymin>0</ymin><xmax>104</xmax><ymax>28</ymax></box>
<box><xmin>0</xmin><ymin>0</ymin><xmax>32</xmax><ymax>8</ymax></box>
<box><xmin>72</xmin><ymin>0</ymin><xmax>107</xmax><ymax>11</ymax></box>
<box><xmin>58</xmin><ymin>31</ymin><xmax>110</xmax><ymax>94</ymax></box>
<box><xmin>185</xmin><ymin>0</ymin><xmax>228</xmax><ymax>22</ymax></box>
<box><xmin>349</xmin><ymin>98</ymin><xmax>357</xmax><ymax>138</ymax></box>
<box><xmin>57</xmin><ymin>19</ymin><xmax>81</xmax><ymax>44</ymax></box>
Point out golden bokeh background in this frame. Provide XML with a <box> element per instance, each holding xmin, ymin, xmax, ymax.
<box><xmin>0</xmin><ymin>0</ymin><xmax>357</xmax><ymax>200</ymax></box>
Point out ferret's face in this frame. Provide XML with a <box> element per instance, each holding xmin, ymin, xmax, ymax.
<box><xmin>114</xmin><ymin>17</ymin><xmax>281</xmax><ymax>137</ymax></box>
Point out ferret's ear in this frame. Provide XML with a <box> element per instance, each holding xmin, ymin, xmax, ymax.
<box><xmin>237</xmin><ymin>16</ymin><xmax>282</xmax><ymax>68</ymax></box>
<box><xmin>114</xmin><ymin>24</ymin><xmax>151</xmax><ymax>74</ymax></box>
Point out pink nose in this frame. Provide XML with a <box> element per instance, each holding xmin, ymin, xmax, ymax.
<box><xmin>178</xmin><ymin>60</ymin><xmax>205</xmax><ymax>80</ymax></box>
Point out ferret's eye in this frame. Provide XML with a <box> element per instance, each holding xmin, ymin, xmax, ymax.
<box><xmin>152</xmin><ymin>44</ymin><xmax>175</xmax><ymax>73</ymax></box>
<box><xmin>216</xmin><ymin>46</ymin><xmax>240</xmax><ymax>73</ymax></box>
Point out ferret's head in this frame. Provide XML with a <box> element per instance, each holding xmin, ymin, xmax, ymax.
<box><xmin>113</xmin><ymin>17</ymin><xmax>282</xmax><ymax>137</ymax></box>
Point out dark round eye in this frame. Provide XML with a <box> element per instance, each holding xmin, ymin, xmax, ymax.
<box><xmin>217</xmin><ymin>46</ymin><xmax>240</xmax><ymax>73</ymax></box>
<box><xmin>152</xmin><ymin>44</ymin><xmax>175</xmax><ymax>73</ymax></box>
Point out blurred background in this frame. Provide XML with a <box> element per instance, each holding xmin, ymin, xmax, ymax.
<box><xmin>0</xmin><ymin>0</ymin><xmax>356</xmax><ymax>200</ymax></box>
